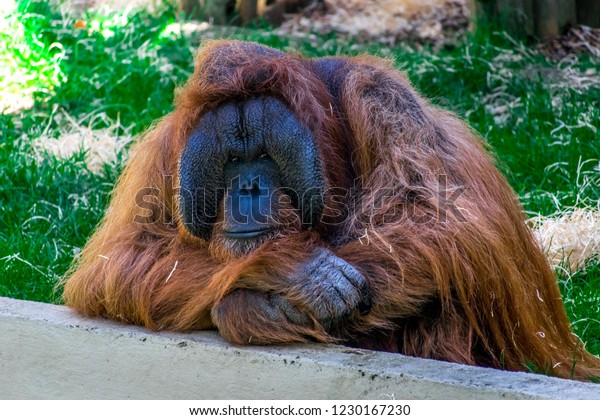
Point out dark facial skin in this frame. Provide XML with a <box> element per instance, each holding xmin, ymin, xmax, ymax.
<box><xmin>178</xmin><ymin>96</ymin><xmax>325</xmax><ymax>243</ymax></box>
<box><xmin>178</xmin><ymin>97</ymin><xmax>371</xmax><ymax>329</ymax></box>
<box><xmin>222</xmin><ymin>153</ymin><xmax>281</xmax><ymax>238</ymax></box>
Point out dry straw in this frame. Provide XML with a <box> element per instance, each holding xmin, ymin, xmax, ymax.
<box><xmin>531</xmin><ymin>207</ymin><xmax>600</xmax><ymax>273</ymax></box>
<box><xmin>32</xmin><ymin>109</ymin><xmax>132</xmax><ymax>174</ymax></box>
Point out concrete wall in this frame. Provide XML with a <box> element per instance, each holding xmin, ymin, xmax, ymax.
<box><xmin>1</xmin><ymin>297</ymin><xmax>598</xmax><ymax>399</ymax></box>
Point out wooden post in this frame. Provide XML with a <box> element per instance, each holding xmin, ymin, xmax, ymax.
<box><xmin>577</xmin><ymin>0</ymin><xmax>600</xmax><ymax>27</ymax></box>
<box><xmin>179</xmin><ymin>0</ymin><xmax>200</xmax><ymax>17</ymax></box>
<box><xmin>534</xmin><ymin>0</ymin><xmax>560</xmax><ymax>38</ymax></box>
<box><xmin>178</xmin><ymin>0</ymin><xmax>230</xmax><ymax>23</ymax></box>
<box><xmin>467</xmin><ymin>0</ymin><xmax>478</xmax><ymax>30</ymax></box>
<box><xmin>483</xmin><ymin>0</ymin><xmax>595</xmax><ymax>39</ymax></box>
<box><xmin>238</xmin><ymin>0</ymin><xmax>258</xmax><ymax>25</ymax></box>
<box><xmin>487</xmin><ymin>0</ymin><xmax>535</xmax><ymax>37</ymax></box>
<box><xmin>557</xmin><ymin>0</ymin><xmax>577</xmax><ymax>29</ymax></box>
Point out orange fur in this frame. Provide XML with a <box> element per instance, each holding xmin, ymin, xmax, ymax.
<box><xmin>62</xmin><ymin>41</ymin><xmax>600</xmax><ymax>380</ymax></box>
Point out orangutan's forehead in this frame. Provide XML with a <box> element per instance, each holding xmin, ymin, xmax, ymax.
<box><xmin>198</xmin><ymin>97</ymin><xmax>304</xmax><ymax>152</ymax></box>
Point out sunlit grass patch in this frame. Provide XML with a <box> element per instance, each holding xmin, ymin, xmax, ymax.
<box><xmin>0</xmin><ymin>0</ymin><xmax>65</xmax><ymax>113</ymax></box>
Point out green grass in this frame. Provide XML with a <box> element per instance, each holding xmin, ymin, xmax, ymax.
<box><xmin>1</xmin><ymin>1</ymin><xmax>598</xmax><ymax>356</ymax></box>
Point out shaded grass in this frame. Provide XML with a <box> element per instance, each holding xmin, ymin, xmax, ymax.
<box><xmin>0</xmin><ymin>1</ymin><xmax>598</xmax><ymax>355</ymax></box>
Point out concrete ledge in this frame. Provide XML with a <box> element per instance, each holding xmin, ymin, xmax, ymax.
<box><xmin>1</xmin><ymin>297</ymin><xmax>598</xmax><ymax>399</ymax></box>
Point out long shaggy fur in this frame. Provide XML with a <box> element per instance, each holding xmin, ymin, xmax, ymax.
<box><xmin>62</xmin><ymin>40</ymin><xmax>600</xmax><ymax>380</ymax></box>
